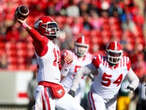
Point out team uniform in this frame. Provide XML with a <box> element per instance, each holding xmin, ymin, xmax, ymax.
<box><xmin>61</xmin><ymin>50</ymin><xmax>93</xmax><ymax>103</ymax></box>
<box><xmin>23</xmin><ymin>24</ymin><xmax>65</xmax><ymax>110</ymax></box>
<box><xmin>56</xmin><ymin>36</ymin><xmax>91</xmax><ymax>110</ymax></box>
<box><xmin>18</xmin><ymin>15</ymin><xmax>84</xmax><ymax>110</ymax></box>
<box><xmin>71</xmin><ymin>41</ymin><xmax>139</xmax><ymax>110</ymax></box>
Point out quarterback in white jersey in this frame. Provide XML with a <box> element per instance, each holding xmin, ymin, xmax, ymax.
<box><xmin>70</xmin><ymin>41</ymin><xmax>139</xmax><ymax>110</ymax></box>
<box><xmin>15</xmin><ymin>6</ymin><xmax>84</xmax><ymax>110</ymax></box>
<box><xmin>61</xmin><ymin>36</ymin><xmax>93</xmax><ymax>103</ymax></box>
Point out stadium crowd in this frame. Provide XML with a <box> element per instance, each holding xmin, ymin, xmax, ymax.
<box><xmin>0</xmin><ymin>0</ymin><xmax>145</xmax><ymax>110</ymax></box>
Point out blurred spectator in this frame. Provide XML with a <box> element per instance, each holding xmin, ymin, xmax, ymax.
<box><xmin>72</xmin><ymin>17</ymin><xmax>83</xmax><ymax>35</ymax></box>
<box><xmin>144</xmin><ymin>0</ymin><xmax>146</xmax><ymax>17</ymax></box>
<box><xmin>5</xmin><ymin>23</ymin><xmax>20</xmax><ymax>41</ymax></box>
<box><xmin>66</xmin><ymin>0</ymin><xmax>80</xmax><ymax>17</ymax></box>
<box><xmin>136</xmin><ymin>75</ymin><xmax>146</xmax><ymax>110</ymax></box>
<box><xmin>0</xmin><ymin>53</ymin><xmax>8</xmax><ymax>69</ymax></box>
<box><xmin>133</xmin><ymin>53</ymin><xmax>146</xmax><ymax>79</ymax></box>
<box><xmin>90</xmin><ymin>10</ymin><xmax>102</xmax><ymax>30</ymax></box>
<box><xmin>82</xmin><ymin>13</ymin><xmax>93</xmax><ymax>30</ymax></box>
<box><xmin>78</xmin><ymin>1</ymin><xmax>89</xmax><ymax>16</ymax></box>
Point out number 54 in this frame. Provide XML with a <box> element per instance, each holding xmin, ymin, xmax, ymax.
<box><xmin>101</xmin><ymin>73</ymin><xmax>123</xmax><ymax>87</ymax></box>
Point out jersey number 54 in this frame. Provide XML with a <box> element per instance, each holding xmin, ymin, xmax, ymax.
<box><xmin>101</xmin><ymin>73</ymin><xmax>123</xmax><ymax>87</ymax></box>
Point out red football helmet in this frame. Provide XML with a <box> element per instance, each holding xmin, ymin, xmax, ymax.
<box><xmin>74</xmin><ymin>35</ymin><xmax>89</xmax><ymax>57</ymax></box>
<box><xmin>106</xmin><ymin>41</ymin><xmax>123</xmax><ymax>64</ymax></box>
<box><xmin>34</xmin><ymin>16</ymin><xmax>59</xmax><ymax>38</ymax></box>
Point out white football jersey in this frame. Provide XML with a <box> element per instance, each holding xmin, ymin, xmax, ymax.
<box><xmin>36</xmin><ymin>40</ymin><xmax>61</xmax><ymax>84</ymax></box>
<box><xmin>91</xmin><ymin>55</ymin><xmax>131</xmax><ymax>99</ymax></box>
<box><xmin>61</xmin><ymin>50</ymin><xmax>93</xmax><ymax>92</ymax></box>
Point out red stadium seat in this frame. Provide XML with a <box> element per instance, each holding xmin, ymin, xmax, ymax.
<box><xmin>102</xmin><ymin>24</ymin><xmax>110</xmax><ymax>31</ymax></box>
<box><xmin>18</xmin><ymin>64</ymin><xmax>27</xmax><ymax>70</ymax></box>
<box><xmin>8</xmin><ymin>64</ymin><xmax>17</xmax><ymax>70</ymax></box>
<box><xmin>7</xmin><ymin>56</ymin><xmax>17</xmax><ymax>64</ymax></box>
<box><xmin>5</xmin><ymin>41</ymin><xmax>16</xmax><ymax>50</ymax></box>
<box><xmin>101</xmin><ymin>17</ymin><xmax>109</xmax><ymax>24</ymax></box>
<box><xmin>101</xmin><ymin>30</ymin><xmax>111</xmax><ymax>38</ymax></box>
<box><xmin>109</xmin><ymin>17</ymin><xmax>119</xmax><ymax>25</ymax></box>
<box><xmin>112</xmin><ymin>30</ymin><xmax>122</xmax><ymax>39</ymax></box>
<box><xmin>17</xmin><ymin>49</ymin><xmax>27</xmax><ymax>57</ymax></box>
<box><xmin>16</xmin><ymin>42</ymin><xmax>27</xmax><ymax>50</ymax></box>
<box><xmin>17</xmin><ymin>57</ymin><xmax>26</xmax><ymax>64</ymax></box>
<box><xmin>82</xmin><ymin>30</ymin><xmax>90</xmax><ymax>37</ymax></box>
<box><xmin>110</xmin><ymin>24</ymin><xmax>121</xmax><ymax>31</ymax></box>
<box><xmin>27</xmin><ymin>42</ymin><xmax>34</xmax><ymax>50</ymax></box>
<box><xmin>0</xmin><ymin>41</ymin><xmax>5</xmax><ymax>50</ymax></box>
<box><xmin>6</xmin><ymin>49</ymin><xmax>17</xmax><ymax>57</ymax></box>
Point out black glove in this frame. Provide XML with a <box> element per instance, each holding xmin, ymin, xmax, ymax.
<box><xmin>68</xmin><ymin>89</ymin><xmax>75</xmax><ymax>97</ymax></box>
<box><xmin>127</xmin><ymin>85</ymin><xmax>134</xmax><ymax>92</ymax></box>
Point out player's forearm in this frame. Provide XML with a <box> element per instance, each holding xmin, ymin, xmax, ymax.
<box><xmin>127</xmin><ymin>68</ymin><xmax>139</xmax><ymax>90</ymax></box>
<box><xmin>15</xmin><ymin>5</ymin><xmax>45</xmax><ymax>42</ymax></box>
<box><xmin>21</xmin><ymin>21</ymin><xmax>32</xmax><ymax>30</ymax></box>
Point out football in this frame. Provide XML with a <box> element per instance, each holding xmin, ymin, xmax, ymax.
<box><xmin>15</xmin><ymin>5</ymin><xmax>29</xmax><ymax>20</ymax></box>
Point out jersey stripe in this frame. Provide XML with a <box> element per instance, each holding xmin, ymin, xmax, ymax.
<box><xmin>88</xmin><ymin>91</ymin><xmax>96</xmax><ymax>110</ymax></box>
<box><xmin>115</xmin><ymin>41</ymin><xmax>117</xmax><ymax>50</ymax></box>
<box><xmin>44</xmin><ymin>87</ymin><xmax>51</xmax><ymax>110</ymax></box>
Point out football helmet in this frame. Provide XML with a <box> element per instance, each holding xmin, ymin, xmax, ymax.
<box><xmin>106</xmin><ymin>41</ymin><xmax>123</xmax><ymax>64</ymax></box>
<box><xmin>34</xmin><ymin>16</ymin><xmax>60</xmax><ymax>38</ymax></box>
<box><xmin>74</xmin><ymin>35</ymin><xmax>89</xmax><ymax>57</ymax></box>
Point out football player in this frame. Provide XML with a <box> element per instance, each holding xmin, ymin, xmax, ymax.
<box><xmin>60</xmin><ymin>35</ymin><xmax>93</xmax><ymax>103</ymax></box>
<box><xmin>15</xmin><ymin>5</ymin><xmax>84</xmax><ymax>110</ymax></box>
<box><xmin>69</xmin><ymin>41</ymin><xmax>139</xmax><ymax>110</ymax></box>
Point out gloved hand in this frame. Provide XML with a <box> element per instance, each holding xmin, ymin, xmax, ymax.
<box><xmin>127</xmin><ymin>85</ymin><xmax>134</xmax><ymax>92</ymax></box>
<box><xmin>68</xmin><ymin>89</ymin><xmax>75</xmax><ymax>97</ymax></box>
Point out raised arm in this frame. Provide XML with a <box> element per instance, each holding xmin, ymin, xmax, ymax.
<box><xmin>15</xmin><ymin>5</ymin><xmax>48</xmax><ymax>56</ymax></box>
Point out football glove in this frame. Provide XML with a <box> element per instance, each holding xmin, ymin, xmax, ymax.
<box><xmin>68</xmin><ymin>89</ymin><xmax>75</xmax><ymax>97</ymax></box>
<box><xmin>127</xmin><ymin>85</ymin><xmax>134</xmax><ymax>92</ymax></box>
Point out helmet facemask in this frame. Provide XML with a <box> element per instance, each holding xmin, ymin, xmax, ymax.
<box><xmin>40</xmin><ymin>22</ymin><xmax>60</xmax><ymax>38</ymax></box>
<box><xmin>106</xmin><ymin>50</ymin><xmax>123</xmax><ymax>64</ymax></box>
<box><xmin>34</xmin><ymin>17</ymin><xmax>60</xmax><ymax>39</ymax></box>
<box><xmin>74</xmin><ymin>44</ymin><xmax>88</xmax><ymax>57</ymax></box>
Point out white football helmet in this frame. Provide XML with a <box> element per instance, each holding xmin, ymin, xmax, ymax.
<box><xmin>34</xmin><ymin>16</ymin><xmax>60</xmax><ymax>39</ymax></box>
<box><xmin>106</xmin><ymin>41</ymin><xmax>123</xmax><ymax>64</ymax></box>
<box><xmin>74</xmin><ymin>35</ymin><xmax>89</xmax><ymax>57</ymax></box>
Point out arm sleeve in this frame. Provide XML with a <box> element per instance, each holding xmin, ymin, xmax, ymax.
<box><xmin>71</xmin><ymin>63</ymin><xmax>97</xmax><ymax>91</ymax></box>
<box><xmin>127</xmin><ymin>68</ymin><xmax>139</xmax><ymax>90</ymax></box>
<box><xmin>22</xmin><ymin>23</ymin><xmax>48</xmax><ymax>56</ymax></box>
